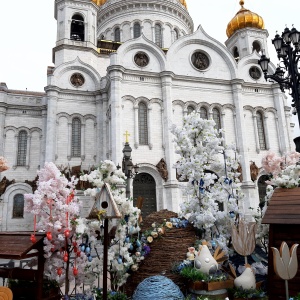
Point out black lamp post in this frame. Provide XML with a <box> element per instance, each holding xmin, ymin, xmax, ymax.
<box><xmin>122</xmin><ymin>131</ymin><xmax>139</xmax><ymax>198</ymax></box>
<box><xmin>258</xmin><ymin>26</ymin><xmax>300</xmax><ymax>126</ymax></box>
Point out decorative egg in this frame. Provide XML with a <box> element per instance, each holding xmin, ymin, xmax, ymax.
<box><xmin>57</xmin><ymin>268</ymin><xmax>63</xmax><ymax>276</ymax></box>
<box><xmin>125</xmin><ymin>236</ymin><xmax>130</xmax><ymax>243</ymax></box>
<box><xmin>88</xmin><ymin>256</ymin><xmax>93</xmax><ymax>262</ymax></box>
<box><xmin>85</xmin><ymin>246</ymin><xmax>91</xmax><ymax>253</ymax></box>
<box><xmin>81</xmin><ymin>245</ymin><xmax>86</xmax><ymax>252</ymax></box>
<box><xmin>73</xmin><ymin>267</ymin><xmax>78</xmax><ymax>276</ymax></box>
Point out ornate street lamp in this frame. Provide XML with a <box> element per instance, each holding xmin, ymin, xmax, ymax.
<box><xmin>122</xmin><ymin>131</ymin><xmax>139</xmax><ymax>198</ymax></box>
<box><xmin>258</xmin><ymin>26</ymin><xmax>300</xmax><ymax>126</ymax></box>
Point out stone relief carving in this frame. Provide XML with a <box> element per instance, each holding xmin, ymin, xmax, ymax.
<box><xmin>191</xmin><ymin>51</ymin><xmax>209</xmax><ymax>70</ymax></box>
<box><xmin>134</xmin><ymin>52</ymin><xmax>149</xmax><ymax>67</ymax></box>
<box><xmin>70</xmin><ymin>73</ymin><xmax>85</xmax><ymax>87</ymax></box>
<box><xmin>156</xmin><ymin>158</ymin><xmax>168</xmax><ymax>181</ymax></box>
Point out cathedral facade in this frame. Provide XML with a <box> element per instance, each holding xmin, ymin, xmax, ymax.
<box><xmin>0</xmin><ymin>0</ymin><xmax>294</xmax><ymax>231</ymax></box>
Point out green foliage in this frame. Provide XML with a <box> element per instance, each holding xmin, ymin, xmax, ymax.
<box><xmin>179</xmin><ymin>266</ymin><xmax>229</xmax><ymax>283</ymax></box>
<box><xmin>93</xmin><ymin>288</ymin><xmax>128</xmax><ymax>300</ymax></box>
<box><xmin>185</xmin><ymin>295</ymin><xmax>223</xmax><ymax>300</ymax></box>
<box><xmin>291</xmin><ymin>294</ymin><xmax>300</xmax><ymax>300</ymax></box>
<box><xmin>228</xmin><ymin>287</ymin><xmax>267</xmax><ymax>299</ymax></box>
<box><xmin>180</xmin><ymin>266</ymin><xmax>206</xmax><ymax>282</ymax></box>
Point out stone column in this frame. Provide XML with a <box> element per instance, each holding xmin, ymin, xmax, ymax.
<box><xmin>45</xmin><ymin>92</ymin><xmax>58</xmax><ymax>162</ymax></box>
<box><xmin>232</xmin><ymin>80</ymin><xmax>258</xmax><ymax>217</ymax></box>
<box><xmin>134</xmin><ymin>106</ymin><xmax>139</xmax><ymax>149</ymax></box>
<box><xmin>108</xmin><ymin>66</ymin><xmax>123</xmax><ymax>165</ymax></box>
<box><xmin>160</xmin><ymin>72</ymin><xmax>180</xmax><ymax>212</ymax></box>
<box><xmin>147</xmin><ymin>106</ymin><xmax>153</xmax><ymax>149</ymax></box>
<box><xmin>67</xmin><ymin>121</ymin><xmax>72</xmax><ymax>160</ymax></box>
<box><xmin>272</xmin><ymin>85</ymin><xmax>290</xmax><ymax>153</ymax></box>
<box><xmin>26</xmin><ymin>134</ymin><xmax>31</xmax><ymax>169</ymax></box>
<box><xmin>0</xmin><ymin>107</ymin><xmax>7</xmax><ymax>156</ymax></box>
<box><xmin>252</xmin><ymin>114</ymin><xmax>260</xmax><ymax>153</ymax></box>
<box><xmin>102</xmin><ymin>93</ymin><xmax>108</xmax><ymax>161</ymax></box>
<box><xmin>40</xmin><ymin>109</ymin><xmax>47</xmax><ymax>167</ymax></box>
<box><xmin>95</xmin><ymin>94</ymin><xmax>102</xmax><ymax>163</ymax></box>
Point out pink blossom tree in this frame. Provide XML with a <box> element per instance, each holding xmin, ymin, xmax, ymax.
<box><xmin>25</xmin><ymin>162</ymin><xmax>88</xmax><ymax>295</ymax></box>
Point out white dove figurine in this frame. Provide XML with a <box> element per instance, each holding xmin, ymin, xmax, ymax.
<box><xmin>194</xmin><ymin>243</ymin><xmax>218</xmax><ymax>274</ymax></box>
<box><xmin>234</xmin><ymin>265</ymin><xmax>256</xmax><ymax>290</ymax></box>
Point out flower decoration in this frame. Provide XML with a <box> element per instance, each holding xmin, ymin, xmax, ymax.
<box><xmin>231</xmin><ymin>219</ymin><xmax>256</xmax><ymax>265</ymax></box>
<box><xmin>272</xmin><ymin>242</ymin><xmax>299</xmax><ymax>280</ymax></box>
<box><xmin>0</xmin><ymin>156</ymin><xmax>9</xmax><ymax>172</ymax></box>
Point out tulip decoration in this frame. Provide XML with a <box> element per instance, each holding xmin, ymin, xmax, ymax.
<box><xmin>231</xmin><ymin>219</ymin><xmax>257</xmax><ymax>265</ymax></box>
<box><xmin>271</xmin><ymin>242</ymin><xmax>299</xmax><ymax>300</ymax></box>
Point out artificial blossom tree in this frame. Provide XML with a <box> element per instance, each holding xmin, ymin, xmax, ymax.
<box><xmin>171</xmin><ymin>112</ymin><xmax>243</xmax><ymax>250</ymax></box>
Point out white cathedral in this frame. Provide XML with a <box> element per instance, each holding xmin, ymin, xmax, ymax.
<box><xmin>0</xmin><ymin>0</ymin><xmax>295</xmax><ymax>231</ymax></box>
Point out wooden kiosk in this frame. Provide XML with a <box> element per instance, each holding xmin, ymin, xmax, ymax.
<box><xmin>262</xmin><ymin>188</ymin><xmax>300</xmax><ymax>299</ymax></box>
<box><xmin>0</xmin><ymin>232</ymin><xmax>45</xmax><ymax>299</ymax></box>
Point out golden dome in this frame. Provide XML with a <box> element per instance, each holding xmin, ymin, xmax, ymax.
<box><xmin>91</xmin><ymin>0</ymin><xmax>107</xmax><ymax>5</ymax></box>
<box><xmin>92</xmin><ymin>0</ymin><xmax>187</xmax><ymax>8</ymax></box>
<box><xmin>226</xmin><ymin>0</ymin><xmax>264</xmax><ymax>38</ymax></box>
<box><xmin>180</xmin><ymin>0</ymin><xmax>188</xmax><ymax>9</ymax></box>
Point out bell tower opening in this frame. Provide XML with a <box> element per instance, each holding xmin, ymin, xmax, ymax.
<box><xmin>71</xmin><ymin>14</ymin><xmax>85</xmax><ymax>41</ymax></box>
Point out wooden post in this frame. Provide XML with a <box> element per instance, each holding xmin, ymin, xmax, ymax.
<box><xmin>103</xmin><ymin>218</ymin><xmax>109</xmax><ymax>300</ymax></box>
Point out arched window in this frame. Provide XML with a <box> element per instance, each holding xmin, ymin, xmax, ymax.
<box><xmin>70</xmin><ymin>14</ymin><xmax>84</xmax><ymax>41</ymax></box>
<box><xmin>155</xmin><ymin>24</ymin><xmax>162</xmax><ymax>47</ymax></box>
<box><xmin>13</xmin><ymin>194</ymin><xmax>24</xmax><ymax>218</ymax></box>
<box><xmin>212</xmin><ymin>108</ymin><xmax>221</xmax><ymax>130</ymax></box>
<box><xmin>138</xmin><ymin>103</ymin><xmax>148</xmax><ymax>145</ymax></box>
<box><xmin>233</xmin><ymin>46</ymin><xmax>239</xmax><ymax>62</ymax></box>
<box><xmin>174</xmin><ymin>29</ymin><xmax>179</xmax><ymax>40</ymax></box>
<box><xmin>17</xmin><ymin>130</ymin><xmax>28</xmax><ymax>166</ymax></box>
<box><xmin>72</xmin><ymin>118</ymin><xmax>81</xmax><ymax>157</ymax></box>
<box><xmin>114</xmin><ymin>27</ymin><xmax>121</xmax><ymax>42</ymax></box>
<box><xmin>256</xmin><ymin>112</ymin><xmax>266</xmax><ymax>150</ymax></box>
<box><xmin>187</xmin><ymin>106</ymin><xmax>195</xmax><ymax>114</ymax></box>
<box><xmin>200</xmin><ymin>107</ymin><xmax>208</xmax><ymax>119</ymax></box>
<box><xmin>253</xmin><ymin>41</ymin><xmax>262</xmax><ymax>54</ymax></box>
<box><xmin>133</xmin><ymin>22</ymin><xmax>141</xmax><ymax>38</ymax></box>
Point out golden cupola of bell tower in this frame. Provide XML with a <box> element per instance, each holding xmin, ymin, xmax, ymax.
<box><xmin>226</xmin><ymin>0</ymin><xmax>264</xmax><ymax>38</ymax></box>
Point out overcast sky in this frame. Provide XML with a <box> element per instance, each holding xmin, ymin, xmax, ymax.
<box><xmin>0</xmin><ymin>0</ymin><xmax>299</xmax><ymax>135</ymax></box>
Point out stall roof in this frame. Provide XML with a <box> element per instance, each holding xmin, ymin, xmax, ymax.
<box><xmin>262</xmin><ymin>188</ymin><xmax>300</xmax><ymax>225</ymax></box>
<box><xmin>0</xmin><ymin>232</ymin><xmax>44</xmax><ymax>260</ymax></box>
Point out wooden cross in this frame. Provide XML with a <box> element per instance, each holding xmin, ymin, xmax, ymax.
<box><xmin>124</xmin><ymin>131</ymin><xmax>130</xmax><ymax>143</ymax></box>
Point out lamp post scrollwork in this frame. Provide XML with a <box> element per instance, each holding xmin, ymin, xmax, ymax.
<box><xmin>121</xmin><ymin>131</ymin><xmax>139</xmax><ymax>198</ymax></box>
<box><xmin>258</xmin><ymin>26</ymin><xmax>300</xmax><ymax>126</ymax></box>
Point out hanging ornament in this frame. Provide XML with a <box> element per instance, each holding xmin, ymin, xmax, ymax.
<box><xmin>136</xmin><ymin>240</ymin><xmax>141</xmax><ymax>247</ymax></box>
<box><xmin>57</xmin><ymin>268</ymin><xmax>63</xmax><ymax>276</ymax></box>
<box><xmin>88</xmin><ymin>255</ymin><xmax>93</xmax><ymax>262</ymax></box>
<box><xmin>199</xmin><ymin>187</ymin><xmax>205</xmax><ymax>194</ymax></box>
<box><xmin>224</xmin><ymin>177</ymin><xmax>230</xmax><ymax>184</ymax></box>
<box><xmin>30</xmin><ymin>215</ymin><xmax>37</xmax><ymax>243</ymax></box>
<box><xmin>229</xmin><ymin>211</ymin><xmax>235</xmax><ymax>218</ymax></box>
<box><xmin>46</xmin><ymin>231</ymin><xmax>52</xmax><ymax>241</ymax></box>
<box><xmin>81</xmin><ymin>245</ymin><xmax>86</xmax><ymax>252</ymax></box>
<box><xmin>85</xmin><ymin>246</ymin><xmax>91</xmax><ymax>254</ymax></box>
<box><xmin>199</xmin><ymin>178</ymin><xmax>204</xmax><ymax>187</ymax></box>
<box><xmin>73</xmin><ymin>267</ymin><xmax>78</xmax><ymax>276</ymax></box>
<box><xmin>30</xmin><ymin>234</ymin><xmax>36</xmax><ymax>243</ymax></box>
<box><xmin>63</xmin><ymin>253</ymin><xmax>69</xmax><ymax>262</ymax></box>
<box><xmin>117</xmin><ymin>255</ymin><xmax>123</xmax><ymax>264</ymax></box>
<box><xmin>64</xmin><ymin>229</ymin><xmax>70</xmax><ymax>237</ymax></box>
<box><xmin>125</xmin><ymin>236</ymin><xmax>130</xmax><ymax>243</ymax></box>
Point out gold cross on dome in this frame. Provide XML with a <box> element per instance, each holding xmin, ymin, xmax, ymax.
<box><xmin>124</xmin><ymin>131</ymin><xmax>130</xmax><ymax>143</ymax></box>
